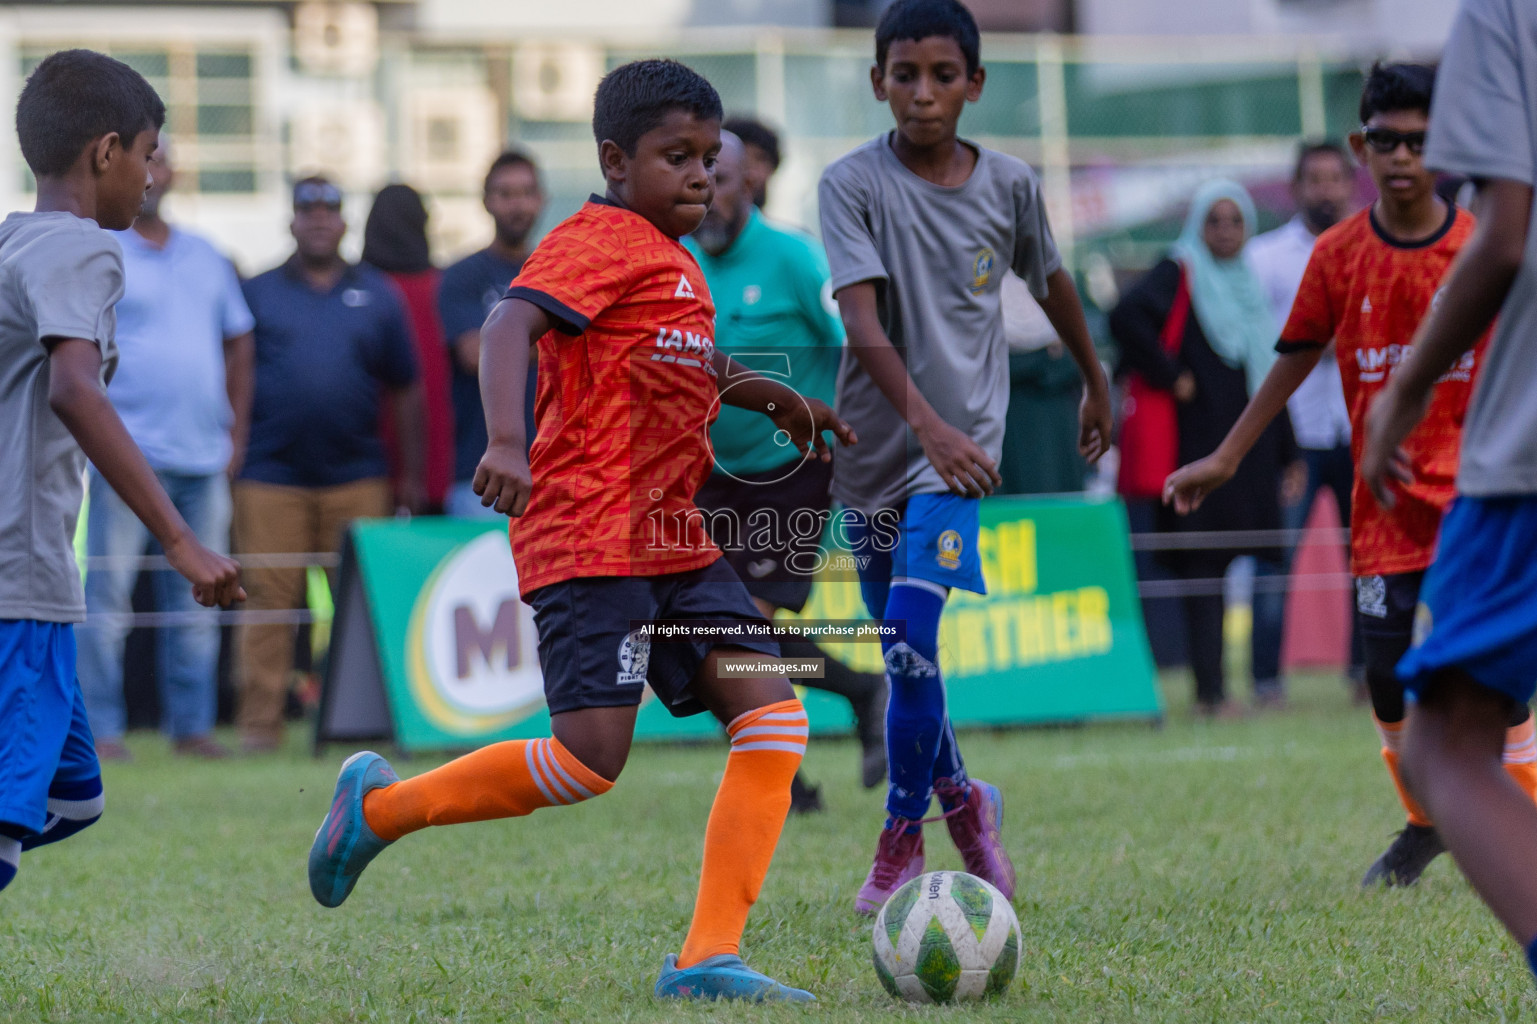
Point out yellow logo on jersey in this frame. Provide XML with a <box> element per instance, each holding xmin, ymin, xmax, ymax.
<box><xmin>969</xmin><ymin>248</ymin><xmax>995</xmax><ymax>295</ymax></box>
<box><xmin>937</xmin><ymin>529</ymin><xmax>963</xmax><ymax>570</ymax></box>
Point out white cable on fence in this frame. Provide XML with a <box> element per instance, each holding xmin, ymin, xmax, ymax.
<box><xmin>1128</xmin><ymin>527</ymin><xmax>1350</xmax><ymax>550</ymax></box>
<box><xmin>83</xmin><ymin>552</ymin><xmax>339</xmax><ymax>570</ymax></box>
<box><xmin>85</xmin><ymin>526</ymin><xmax>1357</xmax><ymax>630</ymax></box>
<box><xmin>86</xmin><ymin>609</ymin><xmax>322</xmax><ymax>627</ymax></box>
<box><xmin>1136</xmin><ymin>572</ymin><xmax>1352</xmax><ymax>598</ymax></box>
<box><xmin>82</xmin><ymin>551</ymin><xmax>337</xmax><ymax>629</ymax></box>
<box><xmin>1127</xmin><ymin>525</ymin><xmax>1353</xmax><ymax>598</ymax></box>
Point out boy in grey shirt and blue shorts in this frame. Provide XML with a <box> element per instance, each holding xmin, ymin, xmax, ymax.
<box><xmin>818</xmin><ymin>0</ymin><xmax>1111</xmax><ymax>915</ymax></box>
<box><xmin>0</xmin><ymin>50</ymin><xmax>242</xmax><ymax>892</ymax></box>
<box><xmin>1362</xmin><ymin>0</ymin><xmax>1537</xmax><ymax>985</ymax></box>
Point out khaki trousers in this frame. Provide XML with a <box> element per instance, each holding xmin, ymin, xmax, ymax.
<box><xmin>232</xmin><ymin>478</ymin><xmax>391</xmax><ymax>743</ymax></box>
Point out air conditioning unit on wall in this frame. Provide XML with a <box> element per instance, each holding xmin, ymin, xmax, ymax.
<box><xmin>402</xmin><ymin>86</ymin><xmax>500</xmax><ymax>193</ymax></box>
<box><xmin>289</xmin><ymin>100</ymin><xmax>386</xmax><ymax>188</ymax></box>
<box><xmin>294</xmin><ymin>2</ymin><xmax>379</xmax><ymax>77</ymax></box>
<box><xmin>512</xmin><ymin>43</ymin><xmax>604</xmax><ymax>122</ymax></box>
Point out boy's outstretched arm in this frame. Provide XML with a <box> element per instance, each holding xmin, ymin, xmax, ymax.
<box><xmin>1163</xmin><ymin>348</ymin><xmax>1322</xmax><ymax>514</ymax></box>
<box><xmin>47</xmin><ymin>338</ymin><xmax>243</xmax><ymax>607</ymax></box>
<box><xmin>1036</xmin><ymin>267</ymin><xmax>1114</xmax><ymax>464</ymax></box>
<box><xmin>835</xmin><ymin>281</ymin><xmax>999</xmax><ymax>498</ymax></box>
<box><xmin>1363</xmin><ymin>178</ymin><xmax>1534</xmax><ymax>508</ymax></box>
<box><xmin>473</xmin><ymin>297</ymin><xmax>549</xmax><ymax>517</ymax></box>
<box><xmin>709</xmin><ymin>351</ymin><xmax>857</xmax><ymax>461</ymax></box>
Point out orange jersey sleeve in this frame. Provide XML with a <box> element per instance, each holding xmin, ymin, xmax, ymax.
<box><xmin>503</xmin><ymin>200</ymin><xmax>724</xmax><ymax>597</ymax></box>
<box><xmin>506</xmin><ymin>217</ymin><xmax>638</xmax><ymax>334</ymax></box>
<box><xmin>1277</xmin><ymin>241</ymin><xmax>1338</xmax><ymax>351</ymax></box>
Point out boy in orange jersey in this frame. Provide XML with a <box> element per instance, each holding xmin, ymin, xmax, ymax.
<box><xmin>1164</xmin><ymin>62</ymin><xmax>1537</xmax><ymax>888</ymax></box>
<box><xmin>307</xmin><ymin>60</ymin><xmax>853</xmax><ymax>1002</ymax></box>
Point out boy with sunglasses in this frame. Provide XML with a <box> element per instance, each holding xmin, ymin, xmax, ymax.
<box><xmin>1166</xmin><ymin>61</ymin><xmax>1537</xmax><ymax>889</ymax></box>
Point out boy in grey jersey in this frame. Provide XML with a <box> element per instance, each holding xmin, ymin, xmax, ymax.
<box><xmin>818</xmin><ymin>0</ymin><xmax>1111</xmax><ymax>915</ymax></box>
<box><xmin>1361</xmin><ymin>0</ymin><xmax>1537</xmax><ymax>983</ymax></box>
<box><xmin>0</xmin><ymin>50</ymin><xmax>242</xmax><ymax>892</ymax></box>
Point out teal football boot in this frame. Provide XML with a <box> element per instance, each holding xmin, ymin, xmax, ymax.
<box><xmin>308</xmin><ymin>750</ymin><xmax>398</xmax><ymax>908</ymax></box>
<box><xmin>654</xmin><ymin>953</ymin><xmax>815</xmax><ymax>1002</ymax></box>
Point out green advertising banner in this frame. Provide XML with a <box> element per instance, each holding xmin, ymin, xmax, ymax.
<box><xmin>784</xmin><ymin>495</ymin><xmax>1161</xmax><ymax>727</ymax></box>
<box><xmin>316</xmin><ymin>496</ymin><xmax>1160</xmax><ymax>753</ymax></box>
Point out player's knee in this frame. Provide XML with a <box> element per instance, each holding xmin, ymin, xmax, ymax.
<box><xmin>557</xmin><ymin>736</ymin><xmax>628</xmax><ymax>785</ymax></box>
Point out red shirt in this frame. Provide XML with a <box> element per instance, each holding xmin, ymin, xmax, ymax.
<box><xmin>380</xmin><ymin>269</ymin><xmax>453</xmax><ymax>508</ymax></box>
<box><xmin>1279</xmin><ymin>205</ymin><xmax>1487</xmax><ymax>576</ymax></box>
<box><xmin>505</xmin><ymin>198</ymin><xmax>721</xmax><ymax>596</ymax></box>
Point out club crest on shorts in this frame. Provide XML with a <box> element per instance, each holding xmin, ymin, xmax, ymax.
<box><xmin>969</xmin><ymin>248</ymin><xmax>995</xmax><ymax>295</ymax></box>
<box><xmin>937</xmin><ymin>529</ymin><xmax>963</xmax><ymax>570</ymax></box>
<box><xmin>617</xmin><ymin>629</ymin><xmax>651</xmax><ymax>686</ymax></box>
<box><xmin>1355</xmin><ymin>575</ymin><xmax>1388</xmax><ymax>618</ymax></box>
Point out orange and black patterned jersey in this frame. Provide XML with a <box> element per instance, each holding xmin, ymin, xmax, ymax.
<box><xmin>504</xmin><ymin>197</ymin><xmax>721</xmax><ymax>596</ymax></box>
<box><xmin>1278</xmin><ymin>204</ymin><xmax>1488</xmax><ymax>576</ymax></box>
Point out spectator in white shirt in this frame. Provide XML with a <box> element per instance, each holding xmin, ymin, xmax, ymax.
<box><xmin>1246</xmin><ymin>141</ymin><xmax>1364</xmax><ymax>698</ymax></box>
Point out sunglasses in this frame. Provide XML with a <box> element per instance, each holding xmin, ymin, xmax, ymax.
<box><xmin>293</xmin><ymin>181</ymin><xmax>343</xmax><ymax>210</ymax></box>
<box><xmin>1359</xmin><ymin>126</ymin><xmax>1427</xmax><ymax>156</ymax></box>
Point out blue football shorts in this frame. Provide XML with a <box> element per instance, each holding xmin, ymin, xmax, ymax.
<box><xmin>1397</xmin><ymin>496</ymin><xmax>1537</xmax><ymax>706</ymax></box>
<box><xmin>871</xmin><ymin>493</ymin><xmax>987</xmax><ymax>595</ymax></box>
<box><xmin>0</xmin><ymin>620</ymin><xmax>99</xmax><ymax>836</ymax></box>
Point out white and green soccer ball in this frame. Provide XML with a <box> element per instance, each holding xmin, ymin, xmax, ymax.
<box><xmin>871</xmin><ymin>870</ymin><xmax>1021</xmax><ymax>1003</ymax></box>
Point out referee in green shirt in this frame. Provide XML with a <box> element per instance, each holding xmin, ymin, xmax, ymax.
<box><xmin>688</xmin><ymin>132</ymin><xmax>887</xmax><ymax>807</ymax></box>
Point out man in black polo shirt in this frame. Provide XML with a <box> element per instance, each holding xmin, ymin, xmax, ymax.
<box><xmin>234</xmin><ymin>176</ymin><xmax>423</xmax><ymax>752</ymax></box>
<box><xmin>438</xmin><ymin>151</ymin><xmax>545</xmax><ymax>517</ymax></box>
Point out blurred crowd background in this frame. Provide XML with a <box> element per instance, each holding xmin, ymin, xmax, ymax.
<box><xmin>1</xmin><ymin>0</ymin><xmax>1447</xmax><ymax>273</ymax></box>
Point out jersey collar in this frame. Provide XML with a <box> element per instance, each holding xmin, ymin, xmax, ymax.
<box><xmin>1368</xmin><ymin>201</ymin><xmax>1457</xmax><ymax>251</ymax></box>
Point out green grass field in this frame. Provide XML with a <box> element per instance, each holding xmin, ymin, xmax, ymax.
<box><xmin>3</xmin><ymin>671</ymin><xmax>1535</xmax><ymax>1023</ymax></box>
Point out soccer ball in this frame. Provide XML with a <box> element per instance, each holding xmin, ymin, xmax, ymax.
<box><xmin>871</xmin><ymin>870</ymin><xmax>1021</xmax><ymax>1003</ymax></box>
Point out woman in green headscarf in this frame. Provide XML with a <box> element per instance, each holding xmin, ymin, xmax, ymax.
<box><xmin>1111</xmin><ymin>179</ymin><xmax>1297</xmax><ymax>718</ymax></box>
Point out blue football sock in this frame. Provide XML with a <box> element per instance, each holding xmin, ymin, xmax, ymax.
<box><xmin>1526</xmin><ymin>935</ymin><xmax>1537</xmax><ymax>980</ymax></box>
<box><xmin>0</xmin><ymin>834</ymin><xmax>17</xmax><ymax>891</ymax></box>
<box><xmin>20</xmin><ymin>776</ymin><xmax>103</xmax><ymax>851</ymax></box>
<box><xmin>933</xmin><ymin>717</ymin><xmax>970</xmax><ymax>810</ymax></box>
<box><xmin>881</xmin><ymin>581</ymin><xmax>953</xmax><ymax>822</ymax></box>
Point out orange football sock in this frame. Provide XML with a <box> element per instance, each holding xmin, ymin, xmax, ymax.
<box><xmin>1375</xmin><ymin>715</ymin><xmax>1432</xmax><ymax>828</ymax></box>
<box><xmin>676</xmin><ymin>699</ymin><xmax>808</xmax><ymax>968</ymax></box>
<box><xmin>1503</xmin><ymin>717</ymin><xmax>1537</xmax><ymax>802</ymax></box>
<box><xmin>362</xmin><ymin>737</ymin><xmax>611</xmax><ymax>842</ymax></box>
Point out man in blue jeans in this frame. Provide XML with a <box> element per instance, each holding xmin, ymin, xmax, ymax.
<box><xmin>76</xmin><ymin>135</ymin><xmax>254</xmax><ymax>760</ymax></box>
